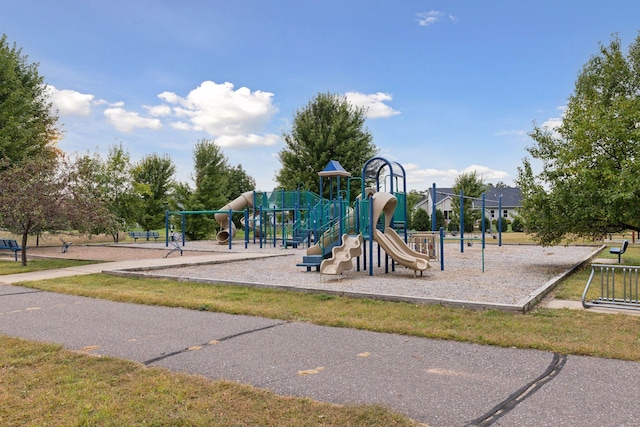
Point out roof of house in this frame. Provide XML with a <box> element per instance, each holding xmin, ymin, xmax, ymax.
<box><xmin>416</xmin><ymin>187</ymin><xmax>522</xmax><ymax>209</ymax></box>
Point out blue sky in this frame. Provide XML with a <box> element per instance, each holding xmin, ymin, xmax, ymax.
<box><xmin>2</xmin><ymin>1</ymin><xmax>639</xmax><ymax>191</ymax></box>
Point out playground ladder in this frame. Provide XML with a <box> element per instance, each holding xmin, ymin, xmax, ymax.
<box><xmin>582</xmin><ymin>264</ymin><xmax>640</xmax><ymax>311</ymax></box>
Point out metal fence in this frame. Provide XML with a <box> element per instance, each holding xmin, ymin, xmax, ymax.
<box><xmin>582</xmin><ymin>264</ymin><xmax>640</xmax><ymax>311</ymax></box>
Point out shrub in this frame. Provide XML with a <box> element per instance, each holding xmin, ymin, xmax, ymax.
<box><xmin>511</xmin><ymin>216</ymin><xmax>524</xmax><ymax>232</ymax></box>
<box><xmin>412</xmin><ymin>209</ymin><xmax>430</xmax><ymax>231</ymax></box>
<box><xmin>492</xmin><ymin>218</ymin><xmax>510</xmax><ymax>233</ymax></box>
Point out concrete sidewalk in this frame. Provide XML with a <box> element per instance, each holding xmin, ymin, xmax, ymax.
<box><xmin>2</xmin><ymin>259</ymin><xmax>640</xmax><ymax>425</ymax></box>
<box><xmin>0</xmin><ymin>252</ymin><xmax>277</xmax><ymax>284</ymax></box>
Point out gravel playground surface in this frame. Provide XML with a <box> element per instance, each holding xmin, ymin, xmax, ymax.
<box><xmin>27</xmin><ymin>240</ymin><xmax>601</xmax><ymax>311</ymax></box>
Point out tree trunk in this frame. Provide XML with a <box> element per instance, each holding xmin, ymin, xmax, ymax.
<box><xmin>21</xmin><ymin>232</ymin><xmax>29</xmax><ymax>266</ymax></box>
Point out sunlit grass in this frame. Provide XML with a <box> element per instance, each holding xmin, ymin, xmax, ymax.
<box><xmin>0</xmin><ymin>258</ymin><xmax>98</xmax><ymax>275</ymax></box>
<box><xmin>0</xmin><ymin>335</ymin><xmax>417</xmax><ymax>426</ymax></box>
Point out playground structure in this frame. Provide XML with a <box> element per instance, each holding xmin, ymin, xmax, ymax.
<box><xmin>164</xmin><ymin>156</ymin><xmax>507</xmax><ymax>276</ymax></box>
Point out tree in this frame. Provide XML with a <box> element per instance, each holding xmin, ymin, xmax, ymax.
<box><xmin>131</xmin><ymin>154</ymin><xmax>175</xmax><ymax>231</ymax></box>
<box><xmin>452</xmin><ymin>171</ymin><xmax>486</xmax><ymax>233</ymax></box>
<box><xmin>226</xmin><ymin>164</ymin><xmax>256</xmax><ymax>201</ymax></box>
<box><xmin>176</xmin><ymin>139</ymin><xmax>229</xmax><ymax>240</ymax></box>
<box><xmin>412</xmin><ymin>208</ymin><xmax>430</xmax><ymax>231</ymax></box>
<box><xmin>0</xmin><ymin>34</ymin><xmax>60</xmax><ymax>165</ymax></box>
<box><xmin>433</xmin><ymin>209</ymin><xmax>446</xmax><ymax>231</ymax></box>
<box><xmin>405</xmin><ymin>190</ymin><xmax>424</xmax><ymax>230</ymax></box>
<box><xmin>517</xmin><ymin>34</ymin><xmax>640</xmax><ymax>245</ymax></box>
<box><xmin>77</xmin><ymin>144</ymin><xmax>139</xmax><ymax>242</ymax></box>
<box><xmin>0</xmin><ymin>155</ymin><xmax>112</xmax><ymax>265</ymax></box>
<box><xmin>276</xmin><ymin>92</ymin><xmax>378</xmax><ymax>197</ymax></box>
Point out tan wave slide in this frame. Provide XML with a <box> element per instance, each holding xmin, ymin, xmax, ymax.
<box><xmin>320</xmin><ymin>234</ymin><xmax>364</xmax><ymax>275</ymax></box>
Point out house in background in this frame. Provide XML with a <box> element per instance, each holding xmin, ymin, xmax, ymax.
<box><xmin>414</xmin><ymin>187</ymin><xmax>523</xmax><ymax>224</ymax></box>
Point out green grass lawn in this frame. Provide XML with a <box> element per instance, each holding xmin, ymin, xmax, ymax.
<box><xmin>0</xmin><ymin>258</ymin><xmax>99</xmax><ymax>275</ymax></box>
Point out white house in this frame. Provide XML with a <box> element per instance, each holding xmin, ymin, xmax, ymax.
<box><xmin>415</xmin><ymin>187</ymin><xmax>523</xmax><ymax>223</ymax></box>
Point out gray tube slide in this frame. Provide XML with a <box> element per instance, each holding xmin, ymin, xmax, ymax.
<box><xmin>214</xmin><ymin>191</ymin><xmax>254</xmax><ymax>244</ymax></box>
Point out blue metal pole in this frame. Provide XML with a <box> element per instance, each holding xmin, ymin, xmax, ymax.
<box><xmin>498</xmin><ymin>195</ymin><xmax>503</xmax><ymax>247</ymax></box>
<box><xmin>181</xmin><ymin>215</ymin><xmax>186</xmax><ymax>246</ymax></box>
<box><xmin>165</xmin><ymin>210</ymin><xmax>169</xmax><ymax>247</ymax></box>
<box><xmin>460</xmin><ymin>189</ymin><xmax>464</xmax><ymax>253</ymax></box>
<box><xmin>244</xmin><ymin>209</ymin><xmax>249</xmax><ymax>249</ymax></box>
<box><xmin>482</xmin><ymin>193</ymin><xmax>486</xmax><ymax>249</ymax></box>
<box><xmin>273</xmin><ymin>207</ymin><xmax>277</xmax><ymax>248</ymax></box>
<box><xmin>369</xmin><ymin>196</ymin><xmax>374</xmax><ymax>276</ymax></box>
<box><xmin>440</xmin><ymin>227</ymin><xmax>445</xmax><ymax>271</ymax></box>
<box><xmin>431</xmin><ymin>183</ymin><xmax>437</xmax><ymax>232</ymax></box>
<box><xmin>259</xmin><ymin>206</ymin><xmax>263</xmax><ymax>249</ymax></box>
<box><xmin>228</xmin><ymin>209</ymin><xmax>233</xmax><ymax>250</ymax></box>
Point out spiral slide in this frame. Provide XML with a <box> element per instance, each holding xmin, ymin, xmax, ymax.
<box><xmin>214</xmin><ymin>191</ymin><xmax>254</xmax><ymax>244</ymax></box>
<box><xmin>370</xmin><ymin>192</ymin><xmax>430</xmax><ymax>275</ymax></box>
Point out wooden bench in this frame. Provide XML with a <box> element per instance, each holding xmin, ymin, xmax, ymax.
<box><xmin>128</xmin><ymin>231</ymin><xmax>160</xmax><ymax>242</ymax></box>
<box><xmin>610</xmin><ymin>240</ymin><xmax>629</xmax><ymax>263</ymax></box>
<box><xmin>0</xmin><ymin>239</ymin><xmax>24</xmax><ymax>261</ymax></box>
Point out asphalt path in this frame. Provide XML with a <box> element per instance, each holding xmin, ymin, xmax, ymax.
<box><xmin>2</xmin><ymin>284</ymin><xmax>640</xmax><ymax>426</ymax></box>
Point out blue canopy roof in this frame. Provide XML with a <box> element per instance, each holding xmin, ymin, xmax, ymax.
<box><xmin>318</xmin><ymin>160</ymin><xmax>351</xmax><ymax>177</ymax></box>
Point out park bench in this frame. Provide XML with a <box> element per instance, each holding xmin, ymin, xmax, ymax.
<box><xmin>0</xmin><ymin>239</ymin><xmax>24</xmax><ymax>261</ymax></box>
<box><xmin>128</xmin><ymin>231</ymin><xmax>160</xmax><ymax>242</ymax></box>
<box><xmin>610</xmin><ymin>240</ymin><xmax>629</xmax><ymax>263</ymax></box>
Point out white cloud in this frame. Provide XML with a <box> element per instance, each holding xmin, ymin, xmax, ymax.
<box><xmin>404</xmin><ymin>164</ymin><xmax>509</xmax><ymax>189</ymax></box>
<box><xmin>417</xmin><ymin>11</ymin><xmax>457</xmax><ymax>27</ymax></box>
<box><xmin>46</xmin><ymin>85</ymin><xmax>94</xmax><ymax>116</ymax></box>
<box><xmin>156</xmin><ymin>81</ymin><xmax>278</xmax><ymax>142</ymax></box>
<box><xmin>344</xmin><ymin>91</ymin><xmax>400</xmax><ymax>119</ymax></box>
<box><xmin>145</xmin><ymin>104</ymin><xmax>172</xmax><ymax>116</ymax></box>
<box><xmin>540</xmin><ymin>106</ymin><xmax>566</xmax><ymax>139</ymax></box>
<box><xmin>104</xmin><ymin>107</ymin><xmax>163</xmax><ymax>132</ymax></box>
<box><xmin>216</xmin><ymin>133</ymin><xmax>280</xmax><ymax>149</ymax></box>
<box><xmin>461</xmin><ymin>164</ymin><xmax>509</xmax><ymax>181</ymax></box>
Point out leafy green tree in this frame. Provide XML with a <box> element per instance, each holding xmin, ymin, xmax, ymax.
<box><xmin>192</xmin><ymin>139</ymin><xmax>229</xmax><ymax>209</ymax></box>
<box><xmin>517</xmin><ymin>34</ymin><xmax>640</xmax><ymax>245</ymax></box>
<box><xmin>189</xmin><ymin>139</ymin><xmax>229</xmax><ymax>239</ymax></box>
<box><xmin>0</xmin><ymin>155</ymin><xmax>113</xmax><ymax>265</ymax></box>
<box><xmin>405</xmin><ymin>190</ymin><xmax>425</xmax><ymax>230</ymax></box>
<box><xmin>276</xmin><ymin>92</ymin><xmax>378</xmax><ymax>197</ymax></box>
<box><xmin>412</xmin><ymin>208</ymin><xmax>430</xmax><ymax>231</ymax></box>
<box><xmin>77</xmin><ymin>144</ymin><xmax>139</xmax><ymax>242</ymax></box>
<box><xmin>131</xmin><ymin>154</ymin><xmax>175</xmax><ymax>231</ymax></box>
<box><xmin>172</xmin><ymin>139</ymin><xmax>255</xmax><ymax>241</ymax></box>
<box><xmin>452</xmin><ymin>171</ymin><xmax>486</xmax><ymax>233</ymax></box>
<box><xmin>226</xmin><ymin>164</ymin><xmax>256</xmax><ymax>200</ymax></box>
<box><xmin>0</xmin><ymin>34</ymin><xmax>59</xmax><ymax>165</ymax></box>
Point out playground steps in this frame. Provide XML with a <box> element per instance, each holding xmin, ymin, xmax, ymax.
<box><xmin>285</xmin><ymin>230</ymin><xmax>311</xmax><ymax>248</ymax></box>
<box><xmin>296</xmin><ymin>255</ymin><xmax>322</xmax><ymax>272</ymax></box>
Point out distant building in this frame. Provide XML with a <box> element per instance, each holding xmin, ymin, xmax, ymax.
<box><xmin>414</xmin><ymin>187</ymin><xmax>522</xmax><ymax>223</ymax></box>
